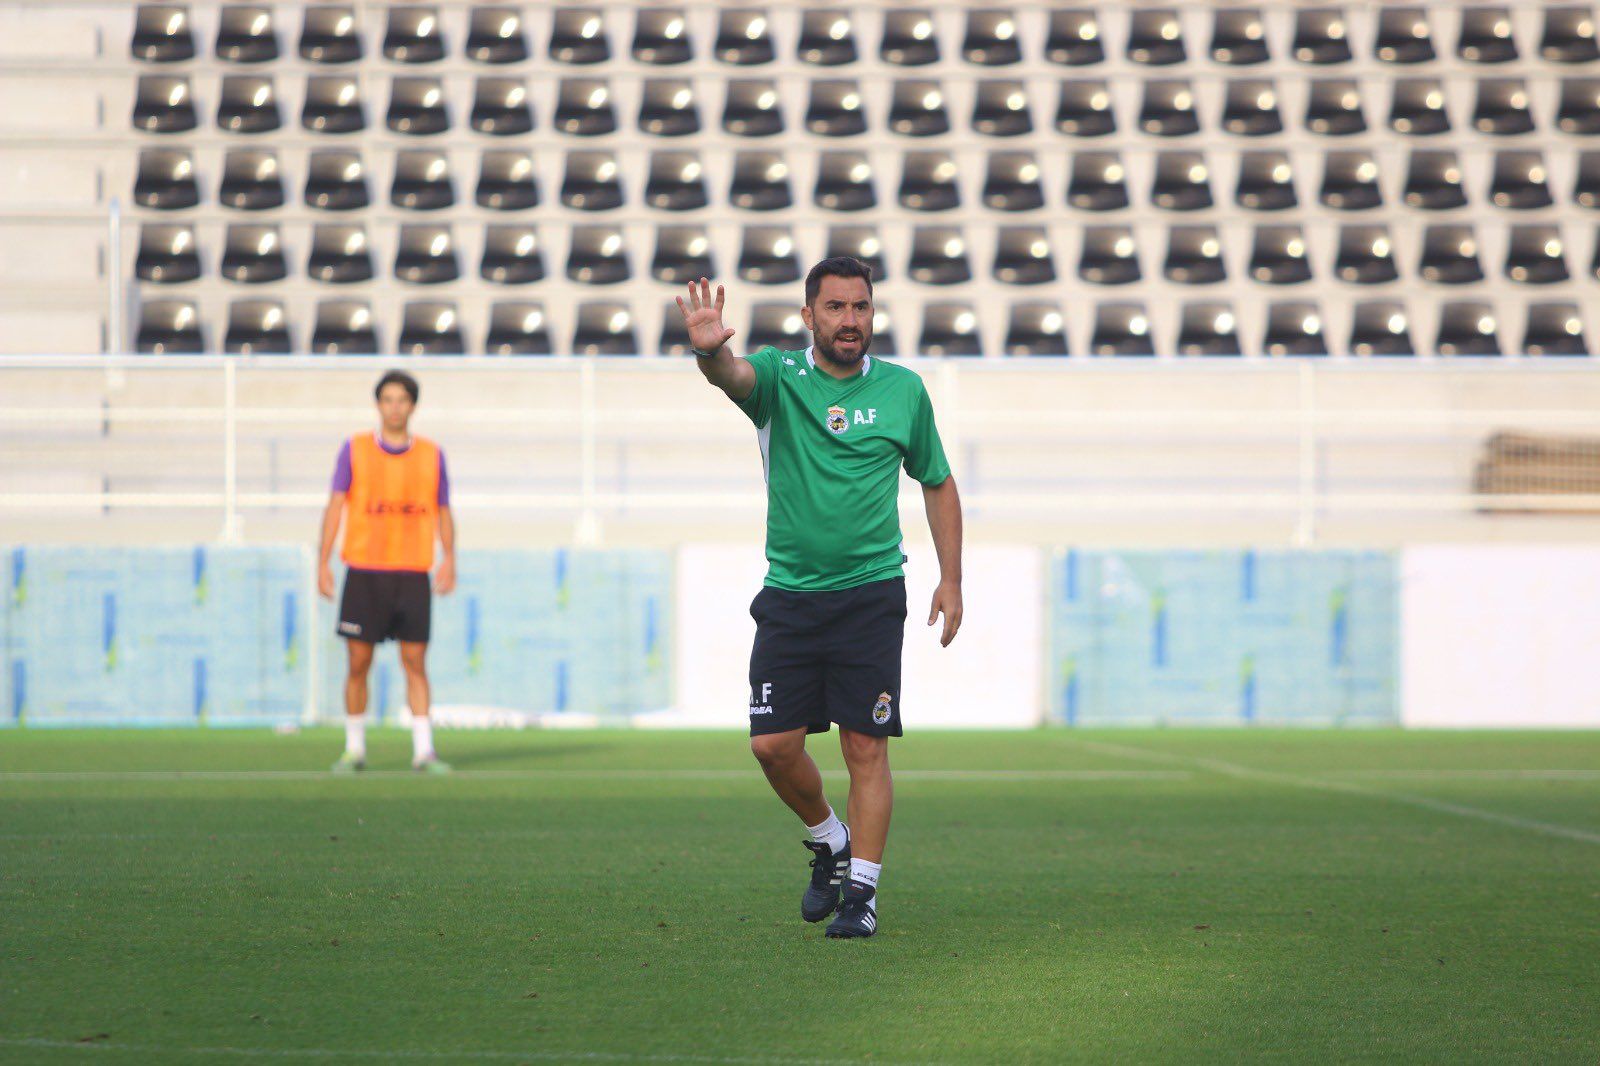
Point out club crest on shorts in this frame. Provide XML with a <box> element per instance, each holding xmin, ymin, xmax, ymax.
<box><xmin>826</xmin><ymin>405</ymin><xmax>848</xmax><ymax>435</ymax></box>
<box><xmin>872</xmin><ymin>691</ymin><xmax>893</xmax><ymax>725</ymax></box>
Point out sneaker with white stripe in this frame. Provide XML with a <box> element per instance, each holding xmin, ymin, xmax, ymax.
<box><xmin>824</xmin><ymin>880</ymin><xmax>877</xmax><ymax>939</ymax></box>
<box><xmin>801</xmin><ymin>834</ymin><xmax>851</xmax><ymax>923</ymax></box>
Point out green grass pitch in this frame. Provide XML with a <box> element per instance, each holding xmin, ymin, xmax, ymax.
<box><xmin>2</xmin><ymin>728</ymin><xmax>1598</xmax><ymax>1064</ymax></box>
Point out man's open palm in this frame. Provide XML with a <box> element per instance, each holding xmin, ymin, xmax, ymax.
<box><xmin>676</xmin><ymin>278</ymin><xmax>736</xmax><ymax>355</ymax></box>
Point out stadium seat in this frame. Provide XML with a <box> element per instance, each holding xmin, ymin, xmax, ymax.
<box><xmin>310</xmin><ymin>299</ymin><xmax>379</xmax><ymax>354</ymax></box>
<box><xmin>1249</xmin><ymin>226</ymin><xmax>1312</xmax><ymax>285</ymax></box>
<box><xmin>1458</xmin><ymin>7</ymin><xmax>1519</xmax><ymax>64</ymax></box>
<box><xmin>1004</xmin><ymin>302</ymin><xmax>1068</xmax><ymax>356</ymax></box>
<box><xmin>1292</xmin><ymin>9</ymin><xmax>1352</xmax><ymax>65</ymax></box>
<box><xmin>1576</xmin><ymin>151</ymin><xmax>1600</xmax><ymax>207</ymax></box>
<box><xmin>650</xmin><ymin>225</ymin><xmax>713</xmax><ymax>284</ymax></box>
<box><xmin>299</xmin><ymin>5</ymin><xmax>361</xmax><ymax>64</ymax></box>
<box><xmin>133</xmin><ymin>75</ymin><xmax>198</xmax><ymax>133</ymax></box>
<box><xmin>1223</xmin><ymin>80</ymin><xmax>1283</xmax><ymax>136</ymax></box>
<box><xmin>1420</xmin><ymin>225</ymin><xmax>1486</xmax><ymax>284</ymax></box>
<box><xmin>215</xmin><ymin>5</ymin><xmax>278</xmax><ymax>63</ymax></box>
<box><xmin>633</xmin><ymin>9</ymin><xmax>693</xmax><ymax>65</ymax></box>
<box><xmin>889</xmin><ymin>80</ymin><xmax>949</xmax><ymax>137</ymax></box>
<box><xmin>644</xmin><ymin>151</ymin><xmax>708</xmax><ymax>211</ymax></box>
<box><xmin>1320</xmin><ymin>151</ymin><xmax>1383</xmax><ymax>210</ymax></box>
<box><xmin>398</xmin><ymin>301</ymin><xmax>466</xmax><ymax>355</ymax></box>
<box><xmin>815</xmin><ymin>152</ymin><xmax>877</xmax><ymax>212</ymax></box>
<box><xmin>1163</xmin><ymin>226</ymin><xmax>1227</xmax><ymax>285</ymax></box>
<box><xmin>1176</xmin><ymin>302</ymin><xmax>1242</xmax><ymax>356</ymax></box>
<box><xmin>799</xmin><ymin>10</ymin><xmax>857</xmax><ymax>67</ymax></box>
<box><xmin>472</xmin><ymin>78</ymin><xmax>534</xmax><ymax>136</ymax></box>
<box><xmin>1305</xmin><ymin>80</ymin><xmax>1367</xmax><ymax>136</ymax></box>
<box><xmin>307</xmin><ymin>224</ymin><xmax>373</xmax><ymax>284</ymax></box>
<box><xmin>731</xmin><ymin>152</ymin><xmax>793</xmax><ymax>211</ymax></box>
<box><xmin>467</xmin><ymin>7</ymin><xmax>528</xmax><ymax>65</ymax></box>
<box><xmin>1236</xmin><ymin>151</ymin><xmax>1298</xmax><ymax>211</ymax></box>
<box><xmin>1140</xmin><ymin>80</ymin><xmax>1200</xmax><ymax>136</ymax></box>
<box><xmin>807</xmin><ymin>80</ymin><xmax>868</xmax><ymax>137</ymax></box>
<box><xmin>746</xmin><ymin>303</ymin><xmax>811</xmax><ymax>352</ymax></box>
<box><xmin>909</xmin><ymin>226</ymin><xmax>972</xmax><ymax>285</ymax></box>
<box><xmin>224</xmin><ymin>299</ymin><xmax>291</xmax><ymax>354</ymax></box>
<box><xmin>900</xmin><ymin>152</ymin><xmax>960</xmax><ymax>212</ymax></box>
<box><xmin>1056</xmin><ymin>80</ymin><xmax>1115</xmax><ymax>137</ymax></box>
<box><xmin>387</xmin><ymin>77</ymin><xmax>450</xmax><ymax>135</ymax></box>
<box><xmin>1523</xmin><ymin>302</ymin><xmax>1590</xmax><ymax>355</ymax></box>
<box><xmin>1067</xmin><ymin>153</ymin><xmax>1130</xmax><ymax>211</ymax></box>
<box><xmin>1375</xmin><ymin>8</ymin><xmax>1436</xmax><ymax>64</ymax></box>
<box><xmin>1127</xmin><ymin>9</ymin><xmax>1186</xmax><ymax>66</ymax></box>
<box><xmin>869</xmin><ymin>306</ymin><xmax>898</xmax><ymax>355</ymax></box>
<box><xmin>982</xmin><ymin>152</ymin><xmax>1044</xmax><ymax>211</ymax></box>
<box><xmin>485</xmin><ymin>302</ymin><xmax>552</xmax><ymax>355</ymax></box>
<box><xmin>882</xmin><ymin>10</ymin><xmax>940</xmax><ymax>67</ymax></box>
<box><xmin>1151</xmin><ymin>152</ymin><xmax>1213</xmax><ymax>211</ymax></box>
<box><xmin>1504</xmin><ymin>225</ymin><xmax>1569</xmax><ymax>284</ymax></box>
<box><xmin>1089</xmin><ymin>302</ymin><xmax>1154</xmax><ymax>356</ymax></box>
<box><xmin>135</xmin><ymin>224</ymin><xmax>201</xmax><ymax>284</ymax></box>
<box><xmin>1474</xmin><ymin>79</ymin><xmax>1536</xmax><ymax>135</ymax></box>
<box><xmin>737</xmin><ymin>227</ymin><xmax>800</xmax><ymax>284</ymax></box>
<box><xmin>481</xmin><ymin>224</ymin><xmax>546</xmax><ymax>285</ymax></box>
<box><xmin>723</xmin><ymin>79</ymin><xmax>783</xmax><ymax>136</ymax></box>
<box><xmin>132</xmin><ymin>5</ymin><xmax>196</xmax><ymax>63</ymax></box>
<box><xmin>1390</xmin><ymin>78</ymin><xmax>1451</xmax><ymax>135</ymax></box>
<box><xmin>135</xmin><ymin>299</ymin><xmax>205</xmax><ymax>353</ymax></box>
<box><xmin>1435</xmin><ymin>301</ymin><xmax>1502</xmax><ymax>355</ymax></box>
<box><xmin>304</xmin><ymin>150</ymin><xmax>369</xmax><ymax>210</ymax></box>
<box><xmin>394</xmin><ymin>224</ymin><xmax>460</xmax><ymax>284</ymax></box>
<box><xmin>390</xmin><ymin>150</ymin><xmax>454</xmax><ymax>211</ymax></box>
<box><xmin>1210</xmin><ymin>8</ymin><xmax>1269</xmax><ymax>65</ymax></box>
<box><xmin>919</xmin><ymin>303</ymin><xmax>983</xmax><ymax>356</ymax></box>
<box><xmin>383</xmin><ymin>7</ymin><xmax>446</xmax><ymax>64</ymax></box>
<box><xmin>992</xmin><ymin>227</ymin><xmax>1056</xmax><ymax>285</ymax></box>
<box><xmin>1541</xmin><ymin>7</ymin><xmax>1600</xmax><ymax>64</ymax></box>
<box><xmin>217</xmin><ymin>76</ymin><xmax>281</xmax><ymax>133</ymax></box>
<box><xmin>1349</xmin><ymin>301</ymin><xmax>1416</xmax><ymax>356</ymax></box>
<box><xmin>219</xmin><ymin>149</ymin><xmax>284</xmax><ymax>210</ymax></box>
<box><xmin>1262</xmin><ymin>302</ymin><xmax>1328</xmax><ymax>356</ymax></box>
<box><xmin>638</xmin><ymin>79</ymin><xmax>700</xmax><ymax>137</ymax></box>
<box><xmin>715</xmin><ymin>10</ymin><xmax>775</xmax><ymax>66</ymax></box>
<box><xmin>973</xmin><ymin>80</ymin><xmax>1033</xmax><ymax>137</ymax></box>
<box><xmin>220</xmin><ymin>224</ymin><xmax>288</xmax><ymax>283</ymax></box>
<box><xmin>567</xmin><ymin>225</ymin><xmax>631</xmax><ymax>284</ymax></box>
<box><xmin>549</xmin><ymin>8</ymin><xmax>610</xmax><ymax>64</ymax></box>
<box><xmin>1046</xmin><ymin>9</ymin><xmax>1104</xmax><ymax>66</ymax></box>
<box><xmin>1404</xmin><ymin>150</ymin><xmax>1469</xmax><ymax>210</ymax></box>
<box><xmin>1078</xmin><ymin>226</ymin><xmax>1140</xmax><ymax>285</ymax></box>
<box><xmin>302</xmin><ymin>76</ymin><xmax>365</xmax><ymax>133</ymax></box>
<box><xmin>572</xmin><ymin>302</ymin><xmax>637</xmax><ymax>355</ymax></box>
<box><xmin>824</xmin><ymin>226</ymin><xmax>887</xmax><ymax>280</ymax></box>
<box><xmin>1490</xmin><ymin>151</ymin><xmax>1554</xmax><ymax>209</ymax></box>
<box><xmin>554</xmin><ymin>79</ymin><xmax>617</xmax><ymax>135</ymax></box>
<box><xmin>560</xmin><ymin>151</ymin><xmax>623</xmax><ymax>211</ymax></box>
<box><xmin>963</xmin><ymin>10</ymin><xmax>1022</xmax><ymax>66</ymax></box>
<box><xmin>1335</xmin><ymin>225</ymin><xmax>1400</xmax><ymax>285</ymax></box>
<box><xmin>1555</xmin><ymin>78</ymin><xmax>1600</xmax><ymax>133</ymax></box>
<box><xmin>477</xmin><ymin>150</ymin><xmax>539</xmax><ymax>211</ymax></box>
<box><xmin>134</xmin><ymin>148</ymin><xmax>200</xmax><ymax>210</ymax></box>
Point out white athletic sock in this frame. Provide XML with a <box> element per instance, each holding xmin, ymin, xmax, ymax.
<box><xmin>411</xmin><ymin>716</ymin><xmax>434</xmax><ymax>762</ymax></box>
<box><xmin>806</xmin><ymin>808</ymin><xmax>849</xmax><ymax>855</ymax></box>
<box><xmin>344</xmin><ymin>715</ymin><xmax>366</xmax><ymax>759</ymax></box>
<box><xmin>850</xmin><ymin>858</ymin><xmax>881</xmax><ymax>911</ymax></box>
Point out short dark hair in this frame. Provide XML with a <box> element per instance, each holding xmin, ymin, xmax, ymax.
<box><xmin>375</xmin><ymin>369</ymin><xmax>419</xmax><ymax>404</ymax></box>
<box><xmin>804</xmin><ymin>256</ymin><xmax>874</xmax><ymax>306</ymax></box>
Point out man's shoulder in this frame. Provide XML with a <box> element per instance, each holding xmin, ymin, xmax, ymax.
<box><xmin>869</xmin><ymin>358</ymin><xmax>929</xmax><ymax>394</ymax></box>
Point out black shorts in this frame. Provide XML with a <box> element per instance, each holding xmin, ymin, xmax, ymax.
<box><xmin>337</xmin><ymin>568</ymin><xmax>431</xmax><ymax>644</ymax></box>
<box><xmin>747</xmin><ymin>577</ymin><xmax>907</xmax><ymax>738</ymax></box>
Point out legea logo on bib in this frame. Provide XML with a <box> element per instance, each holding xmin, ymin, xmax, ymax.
<box><xmin>826</xmin><ymin>406</ymin><xmax>848</xmax><ymax>434</ymax></box>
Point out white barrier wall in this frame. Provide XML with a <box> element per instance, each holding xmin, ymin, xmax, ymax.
<box><xmin>1401</xmin><ymin>546</ymin><xmax>1600</xmax><ymax>728</ymax></box>
<box><xmin>665</xmin><ymin>543</ymin><xmax>1044</xmax><ymax>730</ymax></box>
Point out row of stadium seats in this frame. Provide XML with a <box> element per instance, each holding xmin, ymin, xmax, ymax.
<box><xmin>131</xmin><ymin>145</ymin><xmax>1600</xmax><ymax>214</ymax></box>
<box><xmin>133</xmin><ymin>297</ymin><xmax>1594</xmax><ymax>358</ymax></box>
<box><xmin>131</xmin><ymin>5</ymin><xmax>1600</xmax><ymax>70</ymax></box>
<box><xmin>130</xmin><ymin>73</ymin><xmax>1600</xmax><ymax>139</ymax></box>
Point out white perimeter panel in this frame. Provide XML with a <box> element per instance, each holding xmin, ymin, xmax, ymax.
<box><xmin>666</xmin><ymin>542</ymin><xmax>1043</xmax><ymax>729</ymax></box>
<box><xmin>1402</xmin><ymin>546</ymin><xmax>1600</xmax><ymax>728</ymax></box>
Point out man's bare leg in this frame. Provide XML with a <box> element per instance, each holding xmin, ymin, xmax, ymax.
<box><xmin>750</xmin><ymin>728</ymin><xmax>830</xmax><ymax>825</ymax></box>
<box><xmin>336</xmin><ymin>639</ymin><xmax>375</xmax><ymax>770</ymax></box>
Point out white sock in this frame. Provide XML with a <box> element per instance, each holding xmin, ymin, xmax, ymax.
<box><xmin>411</xmin><ymin>716</ymin><xmax>434</xmax><ymax>762</ymax></box>
<box><xmin>806</xmin><ymin>808</ymin><xmax>849</xmax><ymax>855</ymax></box>
<box><xmin>344</xmin><ymin>715</ymin><xmax>366</xmax><ymax>759</ymax></box>
<box><xmin>850</xmin><ymin>858</ymin><xmax>881</xmax><ymax>911</ymax></box>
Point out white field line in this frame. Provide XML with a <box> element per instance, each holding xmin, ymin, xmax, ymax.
<box><xmin>1062</xmin><ymin>738</ymin><xmax>1600</xmax><ymax>847</ymax></box>
<box><xmin>1322</xmin><ymin>769</ymin><xmax>1600</xmax><ymax>780</ymax></box>
<box><xmin>0</xmin><ymin>1038</ymin><xmax>932</xmax><ymax>1065</ymax></box>
<box><xmin>0</xmin><ymin>768</ymin><xmax>1189</xmax><ymax>783</ymax></box>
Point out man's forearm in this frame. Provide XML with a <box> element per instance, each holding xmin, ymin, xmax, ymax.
<box><xmin>925</xmin><ymin>478</ymin><xmax>963</xmax><ymax>583</ymax></box>
<box><xmin>318</xmin><ymin>506</ymin><xmax>341</xmax><ymax>565</ymax></box>
<box><xmin>439</xmin><ymin>509</ymin><xmax>456</xmax><ymax>559</ymax></box>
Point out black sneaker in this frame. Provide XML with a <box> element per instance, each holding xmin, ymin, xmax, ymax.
<box><xmin>825</xmin><ymin>879</ymin><xmax>877</xmax><ymax>939</ymax></box>
<box><xmin>800</xmin><ymin>834</ymin><xmax>850</xmax><ymax>923</ymax></box>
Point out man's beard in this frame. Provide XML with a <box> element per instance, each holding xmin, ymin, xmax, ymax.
<box><xmin>814</xmin><ymin>330</ymin><xmax>871</xmax><ymax>365</ymax></box>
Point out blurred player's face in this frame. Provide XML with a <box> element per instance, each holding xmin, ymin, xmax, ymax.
<box><xmin>376</xmin><ymin>384</ymin><xmax>415</xmax><ymax>434</ymax></box>
<box><xmin>802</xmin><ymin>275</ymin><xmax>874</xmax><ymax>367</ymax></box>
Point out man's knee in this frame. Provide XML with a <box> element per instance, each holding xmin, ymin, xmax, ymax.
<box><xmin>840</xmin><ymin>729</ymin><xmax>888</xmax><ymax>767</ymax></box>
<box><xmin>398</xmin><ymin>643</ymin><xmax>427</xmax><ymax>676</ymax></box>
<box><xmin>750</xmin><ymin>731</ymin><xmax>804</xmax><ymax>769</ymax></box>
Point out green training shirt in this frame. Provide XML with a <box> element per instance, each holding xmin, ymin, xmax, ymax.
<box><xmin>735</xmin><ymin>345</ymin><xmax>952</xmax><ymax>592</ymax></box>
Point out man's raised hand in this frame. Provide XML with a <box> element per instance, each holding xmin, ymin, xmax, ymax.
<box><xmin>676</xmin><ymin>277</ymin><xmax>737</xmax><ymax>357</ymax></box>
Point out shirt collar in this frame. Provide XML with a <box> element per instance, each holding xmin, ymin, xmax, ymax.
<box><xmin>374</xmin><ymin>430</ymin><xmax>413</xmax><ymax>455</ymax></box>
<box><xmin>803</xmin><ymin>345</ymin><xmax>871</xmax><ymax>377</ymax></box>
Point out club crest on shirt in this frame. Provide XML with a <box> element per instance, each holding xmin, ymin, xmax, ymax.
<box><xmin>826</xmin><ymin>405</ymin><xmax>849</xmax><ymax>435</ymax></box>
<box><xmin>872</xmin><ymin>691</ymin><xmax>893</xmax><ymax>724</ymax></box>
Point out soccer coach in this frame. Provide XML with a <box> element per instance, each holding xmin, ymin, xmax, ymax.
<box><xmin>677</xmin><ymin>259</ymin><xmax>964</xmax><ymax>939</ymax></box>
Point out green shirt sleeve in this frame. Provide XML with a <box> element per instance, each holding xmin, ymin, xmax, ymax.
<box><xmin>734</xmin><ymin>346</ymin><xmax>781</xmax><ymax>429</ymax></box>
<box><xmin>904</xmin><ymin>380</ymin><xmax>952</xmax><ymax>486</ymax></box>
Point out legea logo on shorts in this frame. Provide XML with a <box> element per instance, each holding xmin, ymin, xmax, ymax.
<box><xmin>338</xmin><ymin>621</ymin><xmax>362</xmax><ymax>635</ymax></box>
<box><xmin>750</xmin><ymin>681</ymin><xmax>774</xmax><ymax>716</ymax></box>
